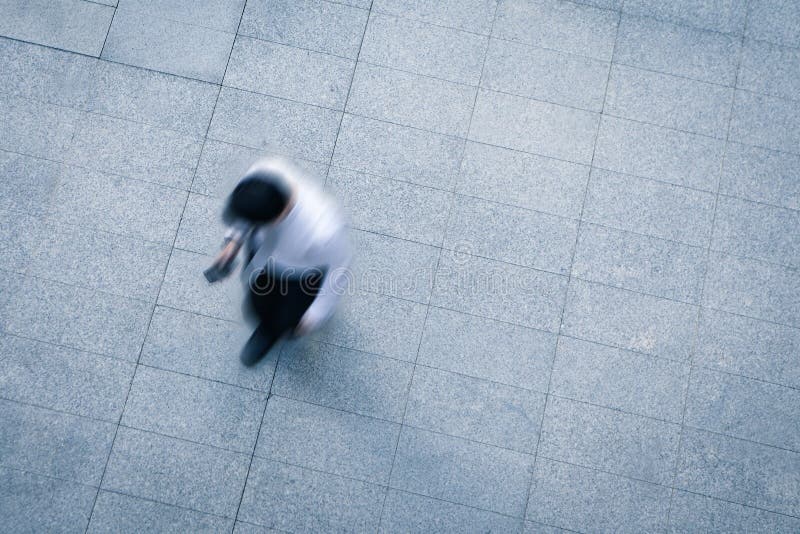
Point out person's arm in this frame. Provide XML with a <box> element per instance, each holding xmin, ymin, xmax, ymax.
<box><xmin>296</xmin><ymin>229</ymin><xmax>351</xmax><ymax>333</ymax></box>
<box><xmin>204</xmin><ymin>221</ymin><xmax>251</xmax><ymax>283</ymax></box>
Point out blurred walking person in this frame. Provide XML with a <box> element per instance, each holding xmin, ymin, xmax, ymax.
<box><xmin>205</xmin><ymin>157</ymin><xmax>350</xmax><ymax>365</ymax></box>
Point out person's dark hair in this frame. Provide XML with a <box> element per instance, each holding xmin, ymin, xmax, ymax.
<box><xmin>223</xmin><ymin>172</ymin><xmax>290</xmax><ymax>224</ymax></box>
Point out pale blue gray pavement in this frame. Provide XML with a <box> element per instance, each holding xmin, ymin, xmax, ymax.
<box><xmin>1</xmin><ymin>0</ymin><xmax>799</xmax><ymax>532</ymax></box>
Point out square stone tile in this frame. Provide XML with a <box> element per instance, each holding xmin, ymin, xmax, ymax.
<box><xmin>142</xmin><ymin>306</ymin><xmax>270</xmax><ymax>390</ymax></box>
<box><xmin>562</xmin><ymin>278</ymin><xmax>699</xmax><ymax>361</ymax></box>
<box><xmin>239</xmin><ymin>0</ymin><xmax>369</xmax><ymax>59</ymax></box>
<box><xmin>1</xmin><ymin>467</ymin><xmax>96</xmax><ymax>534</ymax></box>
<box><xmin>157</xmin><ymin>248</ymin><xmax>243</xmax><ymax>321</ymax></box>
<box><xmin>605</xmin><ymin>64</ymin><xmax>733</xmax><ymax>138</ymax></box>
<box><xmin>4</xmin><ymin>276</ymin><xmax>152</xmax><ymax>360</ymax></box>
<box><xmin>419</xmin><ymin>306</ymin><xmax>556</xmax><ymax>391</ymax></box>
<box><xmin>379</xmin><ymin>489</ymin><xmax>520</xmax><ymax>533</ymax></box>
<box><xmin>668</xmin><ymin>490</ymin><xmax>800</xmax><ymax>533</ymax></box>
<box><xmin>747</xmin><ymin>0</ymin><xmax>800</xmax><ymax>48</ymax></box>
<box><xmin>615</xmin><ymin>14</ymin><xmax>740</xmax><ymax>85</ymax></box>
<box><xmin>527</xmin><ymin>457</ymin><xmax>670</xmax><ymax>532</ymax></box>
<box><xmin>327</xmin><ymin>166</ymin><xmax>452</xmax><ymax>246</ymax></box>
<box><xmin>0</xmin><ymin>38</ymin><xmax>96</xmax><ymax>109</ymax></box>
<box><xmin>405</xmin><ymin>365</ymin><xmax>546</xmax><ymax>452</ymax></box>
<box><xmin>256</xmin><ymin>395</ymin><xmax>399</xmax><ymax>485</ymax></box>
<box><xmin>445</xmin><ymin>195</ymin><xmax>578</xmax><ymax>275</ymax></box>
<box><xmin>695</xmin><ymin>308</ymin><xmax>800</xmax><ymax>389</ymax></box>
<box><xmin>457</xmin><ymin>141</ymin><xmax>590</xmax><ymax>219</ymax></box>
<box><xmin>349</xmin><ymin>230</ymin><xmax>439</xmax><ymax>304</ymax></box>
<box><xmin>739</xmin><ymin>39</ymin><xmax>800</xmax><ymax>103</ymax></box>
<box><xmin>390</xmin><ymin>426</ymin><xmax>534</xmax><ymax>517</ymax></box>
<box><xmin>312</xmin><ymin>289</ymin><xmax>429</xmax><ymax>362</ymax></box>
<box><xmin>65</xmin><ymin>112</ymin><xmax>203</xmax><ymax>191</ymax></box>
<box><xmin>48</xmin><ymin>166</ymin><xmax>187</xmax><ymax>244</ymax></box>
<box><xmin>583</xmin><ymin>168</ymin><xmax>716</xmax><ymax>247</ymax></box>
<box><xmin>0</xmin><ymin>93</ymin><xmax>81</xmax><ymax>162</ymax></box>
<box><xmin>102</xmin><ymin>427</ymin><xmax>250</xmax><ymax>517</ymax></box>
<box><xmin>730</xmin><ymin>90</ymin><xmax>800</xmax><ymax>155</ymax></box>
<box><xmin>482</xmin><ymin>37</ymin><xmax>610</xmax><ymax>112</ymax></box>
<box><xmin>675</xmin><ymin>427</ymin><xmax>800</xmax><ymax>516</ymax></box>
<box><xmin>704</xmin><ymin>251</ymin><xmax>800</xmax><ymax>328</ymax></box>
<box><xmin>469</xmin><ymin>89</ymin><xmax>600</xmax><ymax>164</ymax></box>
<box><xmin>432</xmin><ymin>250</ymin><xmax>569</xmax><ymax>332</ymax></box>
<box><xmin>0</xmin><ymin>334</ymin><xmax>134</xmax><ymax>421</ymax></box>
<box><xmin>208</xmin><ymin>87</ymin><xmax>341</xmax><ymax>162</ymax></box>
<box><xmin>712</xmin><ymin>195</ymin><xmax>800</xmax><ymax>268</ymax></box>
<box><xmin>539</xmin><ymin>396</ymin><xmax>680</xmax><ymax>484</ymax></box>
<box><xmin>86</xmin><ymin>59</ymin><xmax>218</xmax><ymax>137</ymax></box>
<box><xmin>120</xmin><ymin>0</ymin><xmax>246</xmax><ymax>32</ymax></box>
<box><xmin>0</xmin><ymin>151</ymin><xmax>61</xmax><ymax>215</ymax></box>
<box><xmin>720</xmin><ymin>142</ymin><xmax>800</xmax><ymax>211</ymax></box>
<box><xmin>87</xmin><ymin>491</ymin><xmax>233</xmax><ymax>533</ymax></box>
<box><xmin>224</xmin><ymin>36</ymin><xmax>354</xmax><ymax>110</ymax></box>
<box><xmin>494</xmin><ymin>0</ymin><xmax>618</xmax><ymax>60</ymax></box>
<box><xmin>360</xmin><ymin>12</ymin><xmax>488</xmax><ymax>85</ymax></box>
<box><xmin>273</xmin><ymin>340</ymin><xmax>413</xmax><ymax>422</ymax></box>
<box><xmin>27</xmin><ymin>222</ymin><xmax>171</xmax><ymax>302</ymax></box>
<box><xmin>238</xmin><ymin>457</ymin><xmax>385</xmax><ymax>532</ymax></box>
<box><xmin>594</xmin><ymin>115</ymin><xmax>726</xmax><ymax>192</ymax></box>
<box><xmin>122</xmin><ymin>366</ymin><xmax>266</xmax><ymax>453</ymax></box>
<box><xmin>572</xmin><ymin>223</ymin><xmax>707</xmax><ymax>303</ymax></box>
<box><xmin>347</xmin><ymin>62</ymin><xmax>476</xmax><ymax>137</ymax></box>
<box><xmin>551</xmin><ymin>336</ymin><xmax>689</xmax><ymax>422</ymax></box>
<box><xmin>0</xmin><ymin>400</ymin><xmax>115</xmax><ymax>485</ymax></box>
<box><xmin>686</xmin><ymin>366</ymin><xmax>800</xmax><ymax>450</ymax></box>
<box><xmin>372</xmin><ymin>0</ymin><xmax>497</xmax><ymax>34</ymax></box>
<box><xmin>0</xmin><ymin>0</ymin><xmax>114</xmax><ymax>56</ymax></box>
<box><xmin>332</xmin><ymin>114</ymin><xmax>465</xmax><ymax>191</ymax></box>
<box><xmin>101</xmin><ymin>3</ymin><xmax>235</xmax><ymax>83</ymax></box>
<box><xmin>622</xmin><ymin>0</ymin><xmax>748</xmax><ymax>34</ymax></box>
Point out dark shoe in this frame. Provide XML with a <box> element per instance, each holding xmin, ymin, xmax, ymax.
<box><xmin>240</xmin><ymin>325</ymin><xmax>277</xmax><ymax>366</ymax></box>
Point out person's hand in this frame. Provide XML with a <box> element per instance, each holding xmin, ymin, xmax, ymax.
<box><xmin>294</xmin><ymin>307</ymin><xmax>325</xmax><ymax>336</ymax></box>
<box><xmin>294</xmin><ymin>313</ymin><xmax>318</xmax><ymax>337</ymax></box>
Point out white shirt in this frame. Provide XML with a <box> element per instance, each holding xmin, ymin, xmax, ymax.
<box><xmin>227</xmin><ymin>157</ymin><xmax>351</xmax><ymax>331</ymax></box>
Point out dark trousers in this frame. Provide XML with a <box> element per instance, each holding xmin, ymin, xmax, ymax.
<box><xmin>248</xmin><ymin>269</ymin><xmax>321</xmax><ymax>339</ymax></box>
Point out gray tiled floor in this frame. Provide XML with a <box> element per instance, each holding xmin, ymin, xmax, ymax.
<box><xmin>1</xmin><ymin>1</ymin><xmax>800</xmax><ymax>533</ymax></box>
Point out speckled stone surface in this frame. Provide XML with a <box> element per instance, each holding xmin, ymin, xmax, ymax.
<box><xmin>2</xmin><ymin>1</ymin><xmax>800</xmax><ymax>532</ymax></box>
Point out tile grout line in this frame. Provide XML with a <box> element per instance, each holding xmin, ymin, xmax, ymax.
<box><xmin>4</xmin><ymin>217</ymin><xmax>800</xmax><ymax>351</ymax></box>
<box><xmin>6</xmin><ymin>349</ymin><xmax>800</xmax><ymax>461</ymax></box>
<box><xmin>80</xmin><ymin>0</ymin><xmax>248</xmax><ymax>528</ymax></box>
<box><xmin>7</xmin><ymin>29</ymin><xmax>793</xmax><ymax>150</ymax></box>
<box><xmin>96</xmin><ymin>1</ymin><xmax>116</xmax><ymax>58</ymax></box>
<box><xmin>6</xmin><ymin>7</ymin><xmax>800</xmax><ymax>102</ymax></box>
<box><xmin>375</xmin><ymin>0</ymin><xmax>503</xmax><ymax>529</ymax></box>
<box><xmin>4</xmin><ymin>250</ymin><xmax>800</xmax><ymax>368</ymax></box>
<box><xmin>8</xmin><ymin>315</ymin><xmax>800</xmax><ymax>456</ymax></box>
<box><xmin>7</xmin><ymin>282</ymin><xmax>800</xmax><ymax>402</ymax></box>
<box><xmin>5</xmin><ymin>144</ymin><xmax>800</xmax><ymax>257</ymax></box>
<box><xmin>520</xmin><ymin>3</ymin><xmax>625</xmax><ymax>526</ymax></box>
<box><xmin>321</xmin><ymin>0</ymin><xmax>374</xmax><ymax>190</ymax></box>
<box><xmin>8</xmin><ymin>454</ymin><xmax>800</xmax><ymax>530</ymax></box>
<box><xmin>229</xmin><ymin>345</ymin><xmax>281</xmax><ymax>530</ymax></box>
<box><xmin>664</xmin><ymin>1</ymin><xmax>752</xmax><ymax>528</ymax></box>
